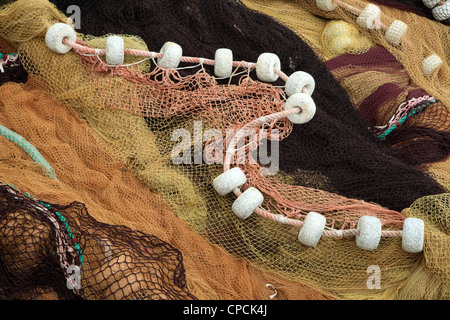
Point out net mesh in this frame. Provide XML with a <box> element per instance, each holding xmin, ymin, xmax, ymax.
<box><xmin>0</xmin><ymin>75</ymin><xmax>331</xmax><ymax>300</ymax></box>
<box><xmin>325</xmin><ymin>45</ymin><xmax>450</xmax><ymax>166</ymax></box>
<box><xmin>0</xmin><ymin>0</ymin><xmax>449</xmax><ymax>300</ymax></box>
<box><xmin>0</xmin><ymin>183</ymin><xmax>197</xmax><ymax>300</ymax></box>
<box><xmin>370</xmin><ymin>0</ymin><xmax>450</xmax><ymax>25</ymax></box>
<box><xmin>295</xmin><ymin>0</ymin><xmax>450</xmax><ymax>109</ymax></box>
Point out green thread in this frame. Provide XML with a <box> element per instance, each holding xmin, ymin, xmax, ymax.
<box><xmin>38</xmin><ymin>200</ymin><xmax>84</xmax><ymax>265</ymax></box>
<box><xmin>0</xmin><ymin>181</ymin><xmax>83</xmax><ymax>265</ymax></box>
<box><xmin>377</xmin><ymin>100</ymin><xmax>434</xmax><ymax>140</ymax></box>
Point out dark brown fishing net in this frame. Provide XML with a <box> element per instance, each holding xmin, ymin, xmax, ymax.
<box><xmin>0</xmin><ymin>183</ymin><xmax>197</xmax><ymax>300</ymax></box>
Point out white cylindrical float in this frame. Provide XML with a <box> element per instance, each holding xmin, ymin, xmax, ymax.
<box><xmin>214</xmin><ymin>48</ymin><xmax>233</xmax><ymax>78</ymax></box>
<box><xmin>422</xmin><ymin>54</ymin><xmax>443</xmax><ymax>77</ymax></box>
<box><xmin>256</xmin><ymin>53</ymin><xmax>281</xmax><ymax>82</ymax></box>
<box><xmin>45</xmin><ymin>23</ymin><xmax>77</xmax><ymax>54</ymax></box>
<box><xmin>316</xmin><ymin>0</ymin><xmax>338</xmax><ymax>11</ymax></box>
<box><xmin>285</xmin><ymin>71</ymin><xmax>315</xmax><ymax>97</ymax></box>
<box><xmin>422</xmin><ymin>0</ymin><xmax>441</xmax><ymax>8</ymax></box>
<box><xmin>432</xmin><ymin>1</ymin><xmax>450</xmax><ymax>21</ymax></box>
<box><xmin>384</xmin><ymin>20</ymin><xmax>408</xmax><ymax>46</ymax></box>
<box><xmin>356</xmin><ymin>216</ymin><xmax>382</xmax><ymax>251</ymax></box>
<box><xmin>231</xmin><ymin>187</ymin><xmax>264</xmax><ymax>220</ymax></box>
<box><xmin>298</xmin><ymin>212</ymin><xmax>327</xmax><ymax>247</ymax></box>
<box><xmin>356</xmin><ymin>4</ymin><xmax>382</xmax><ymax>29</ymax></box>
<box><xmin>106</xmin><ymin>36</ymin><xmax>124</xmax><ymax>66</ymax></box>
<box><xmin>213</xmin><ymin>167</ymin><xmax>247</xmax><ymax>196</ymax></box>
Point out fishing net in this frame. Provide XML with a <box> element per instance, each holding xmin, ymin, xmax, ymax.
<box><xmin>370</xmin><ymin>0</ymin><xmax>450</xmax><ymax>25</ymax></box>
<box><xmin>0</xmin><ymin>74</ymin><xmax>331</xmax><ymax>300</ymax></box>
<box><xmin>0</xmin><ymin>0</ymin><xmax>449</xmax><ymax>300</ymax></box>
<box><xmin>0</xmin><ymin>37</ymin><xmax>27</xmax><ymax>85</ymax></box>
<box><xmin>325</xmin><ymin>45</ymin><xmax>450</xmax><ymax>166</ymax></box>
<box><xmin>0</xmin><ymin>183</ymin><xmax>197</xmax><ymax>300</ymax></box>
<box><xmin>242</xmin><ymin>1</ymin><xmax>450</xmax><ymax>166</ymax></box>
<box><xmin>296</xmin><ymin>0</ymin><xmax>450</xmax><ymax>110</ymax></box>
<box><xmin>41</xmin><ymin>0</ymin><xmax>445</xmax><ymax>211</ymax></box>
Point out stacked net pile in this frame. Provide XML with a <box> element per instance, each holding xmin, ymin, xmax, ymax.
<box><xmin>0</xmin><ymin>183</ymin><xmax>197</xmax><ymax>300</ymax></box>
<box><xmin>0</xmin><ymin>64</ymin><xmax>331</xmax><ymax>300</ymax></box>
<box><xmin>0</xmin><ymin>0</ymin><xmax>449</xmax><ymax>299</ymax></box>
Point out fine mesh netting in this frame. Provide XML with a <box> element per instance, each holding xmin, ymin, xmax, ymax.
<box><xmin>241</xmin><ymin>1</ymin><xmax>450</xmax><ymax>166</ymax></box>
<box><xmin>296</xmin><ymin>0</ymin><xmax>450</xmax><ymax>107</ymax></box>
<box><xmin>30</xmin><ymin>0</ymin><xmax>445</xmax><ymax>212</ymax></box>
<box><xmin>0</xmin><ymin>0</ymin><xmax>449</xmax><ymax>300</ymax></box>
<box><xmin>325</xmin><ymin>45</ymin><xmax>450</xmax><ymax>166</ymax></box>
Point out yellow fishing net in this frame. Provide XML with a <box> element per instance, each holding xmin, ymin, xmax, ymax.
<box><xmin>291</xmin><ymin>0</ymin><xmax>450</xmax><ymax>108</ymax></box>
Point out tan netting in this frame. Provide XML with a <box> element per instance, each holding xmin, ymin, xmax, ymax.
<box><xmin>0</xmin><ymin>182</ymin><xmax>198</xmax><ymax>300</ymax></box>
<box><xmin>0</xmin><ymin>0</ymin><xmax>448</xmax><ymax>300</ymax></box>
<box><xmin>242</xmin><ymin>0</ymin><xmax>376</xmax><ymax>59</ymax></box>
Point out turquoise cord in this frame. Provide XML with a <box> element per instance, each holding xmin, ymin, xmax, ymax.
<box><xmin>0</xmin><ymin>124</ymin><xmax>59</xmax><ymax>180</ymax></box>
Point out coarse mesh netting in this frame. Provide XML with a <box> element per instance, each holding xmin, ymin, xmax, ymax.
<box><xmin>0</xmin><ymin>183</ymin><xmax>197</xmax><ymax>300</ymax></box>
<box><xmin>0</xmin><ymin>0</ymin><xmax>449</xmax><ymax>300</ymax></box>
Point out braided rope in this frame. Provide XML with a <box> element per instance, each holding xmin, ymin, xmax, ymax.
<box><xmin>375</xmin><ymin>95</ymin><xmax>436</xmax><ymax>139</ymax></box>
<box><xmin>0</xmin><ymin>124</ymin><xmax>58</xmax><ymax>180</ymax></box>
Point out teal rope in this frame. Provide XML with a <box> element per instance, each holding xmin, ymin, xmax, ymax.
<box><xmin>0</xmin><ymin>124</ymin><xmax>58</xmax><ymax>180</ymax></box>
<box><xmin>39</xmin><ymin>201</ymin><xmax>84</xmax><ymax>265</ymax></box>
<box><xmin>377</xmin><ymin>101</ymin><xmax>433</xmax><ymax>140</ymax></box>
